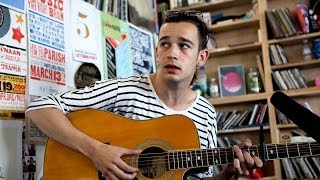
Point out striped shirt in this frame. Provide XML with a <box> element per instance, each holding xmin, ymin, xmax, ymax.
<box><xmin>27</xmin><ymin>75</ymin><xmax>217</xmax><ymax>179</ymax></box>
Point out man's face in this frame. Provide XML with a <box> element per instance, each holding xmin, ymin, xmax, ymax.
<box><xmin>156</xmin><ymin>22</ymin><xmax>207</xmax><ymax>84</ymax></box>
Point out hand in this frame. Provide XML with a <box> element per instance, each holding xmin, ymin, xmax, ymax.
<box><xmin>89</xmin><ymin>143</ymin><xmax>141</xmax><ymax>180</ymax></box>
<box><xmin>224</xmin><ymin>139</ymin><xmax>263</xmax><ymax>179</ymax></box>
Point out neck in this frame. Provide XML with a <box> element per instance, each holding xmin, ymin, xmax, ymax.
<box><xmin>164</xmin><ymin>141</ymin><xmax>320</xmax><ymax>170</ymax></box>
<box><xmin>150</xmin><ymin>73</ymin><xmax>196</xmax><ymax>111</ymax></box>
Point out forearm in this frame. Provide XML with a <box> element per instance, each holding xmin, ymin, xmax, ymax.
<box><xmin>26</xmin><ymin>108</ymin><xmax>100</xmax><ymax>158</ymax></box>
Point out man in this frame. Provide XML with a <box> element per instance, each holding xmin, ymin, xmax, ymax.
<box><xmin>26</xmin><ymin>10</ymin><xmax>262</xmax><ymax>179</ymax></box>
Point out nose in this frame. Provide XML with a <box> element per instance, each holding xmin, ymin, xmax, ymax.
<box><xmin>167</xmin><ymin>44</ymin><xmax>179</xmax><ymax>60</ymax></box>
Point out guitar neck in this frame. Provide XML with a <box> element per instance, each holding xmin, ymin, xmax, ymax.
<box><xmin>167</xmin><ymin>142</ymin><xmax>320</xmax><ymax>170</ymax></box>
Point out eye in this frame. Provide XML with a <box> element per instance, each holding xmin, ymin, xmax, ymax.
<box><xmin>160</xmin><ymin>42</ymin><xmax>169</xmax><ymax>48</ymax></box>
<box><xmin>180</xmin><ymin>43</ymin><xmax>191</xmax><ymax>49</ymax></box>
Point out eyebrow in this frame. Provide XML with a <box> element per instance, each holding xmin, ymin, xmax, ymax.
<box><xmin>159</xmin><ymin>36</ymin><xmax>195</xmax><ymax>46</ymax></box>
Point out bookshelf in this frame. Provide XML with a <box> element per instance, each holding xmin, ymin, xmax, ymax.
<box><xmin>171</xmin><ymin>0</ymin><xmax>320</xmax><ymax>179</ymax></box>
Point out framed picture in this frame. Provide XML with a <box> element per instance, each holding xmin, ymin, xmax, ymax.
<box><xmin>128</xmin><ymin>23</ymin><xmax>156</xmax><ymax>76</ymax></box>
<box><xmin>218</xmin><ymin>64</ymin><xmax>246</xmax><ymax>97</ymax></box>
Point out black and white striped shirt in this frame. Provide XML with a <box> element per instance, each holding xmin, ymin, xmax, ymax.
<box><xmin>27</xmin><ymin>75</ymin><xmax>217</xmax><ymax>179</ymax></box>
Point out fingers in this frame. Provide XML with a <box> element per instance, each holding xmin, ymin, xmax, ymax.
<box><xmin>241</xmin><ymin>139</ymin><xmax>252</xmax><ymax>147</ymax></box>
<box><xmin>119</xmin><ymin>148</ymin><xmax>141</xmax><ymax>173</ymax></box>
<box><xmin>253</xmin><ymin>155</ymin><xmax>263</xmax><ymax>168</ymax></box>
<box><xmin>232</xmin><ymin>142</ymin><xmax>263</xmax><ymax>176</ymax></box>
<box><xmin>95</xmin><ymin>145</ymin><xmax>141</xmax><ymax>180</ymax></box>
<box><xmin>233</xmin><ymin>145</ymin><xmax>248</xmax><ymax>175</ymax></box>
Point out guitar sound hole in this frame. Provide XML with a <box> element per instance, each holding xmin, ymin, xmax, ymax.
<box><xmin>138</xmin><ymin>147</ymin><xmax>167</xmax><ymax>179</ymax></box>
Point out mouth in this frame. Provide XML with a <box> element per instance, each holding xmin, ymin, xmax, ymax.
<box><xmin>164</xmin><ymin>64</ymin><xmax>180</xmax><ymax>70</ymax></box>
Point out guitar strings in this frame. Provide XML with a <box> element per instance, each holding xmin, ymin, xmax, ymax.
<box><xmin>136</xmin><ymin>143</ymin><xmax>320</xmax><ymax>158</ymax></box>
<box><xmin>129</xmin><ymin>144</ymin><xmax>320</xmax><ymax>167</ymax></box>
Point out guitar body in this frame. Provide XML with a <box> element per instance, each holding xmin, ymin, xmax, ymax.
<box><xmin>44</xmin><ymin>109</ymin><xmax>200</xmax><ymax>180</ymax></box>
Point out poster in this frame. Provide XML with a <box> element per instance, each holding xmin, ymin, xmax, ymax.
<box><xmin>27</xmin><ymin>0</ymin><xmax>68</xmax><ymax>96</ymax></box>
<box><xmin>0</xmin><ymin>120</ymin><xmax>23</xmax><ymax>180</ymax></box>
<box><xmin>68</xmin><ymin>0</ymin><xmax>104</xmax><ymax>89</ymax></box>
<box><xmin>0</xmin><ymin>0</ymin><xmax>25</xmax><ymax>13</ymax></box>
<box><xmin>102</xmin><ymin>14</ymin><xmax>133</xmax><ymax>79</ymax></box>
<box><xmin>218</xmin><ymin>64</ymin><xmax>246</xmax><ymax>97</ymax></box>
<box><xmin>71</xmin><ymin>0</ymin><xmax>98</xmax><ymax>63</ymax></box>
<box><xmin>128</xmin><ymin>23</ymin><xmax>155</xmax><ymax>76</ymax></box>
<box><xmin>0</xmin><ymin>5</ymin><xmax>27</xmax><ymax>49</ymax></box>
<box><xmin>0</xmin><ymin>73</ymin><xmax>25</xmax><ymax>110</ymax></box>
<box><xmin>0</xmin><ymin>44</ymin><xmax>28</xmax><ymax>76</ymax></box>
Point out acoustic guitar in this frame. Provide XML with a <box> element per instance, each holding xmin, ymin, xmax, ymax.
<box><xmin>44</xmin><ymin>109</ymin><xmax>320</xmax><ymax>179</ymax></box>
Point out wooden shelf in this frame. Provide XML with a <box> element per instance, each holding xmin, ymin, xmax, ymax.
<box><xmin>209</xmin><ymin>42</ymin><xmax>261</xmax><ymax>56</ymax></box>
<box><xmin>268</xmin><ymin>32</ymin><xmax>320</xmax><ymax>45</ymax></box>
<box><xmin>210</xmin><ymin>18</ymin><xmax>259</xmax><ymax>32</ymax></box>
<box><xmin>208</xmin><ymin>92</ymin><xmax>267</xmax><ymax>105</ymax></box>
<box><xmin>271</xmin><ymin>59</ymin><xmax>320</xmax><ymax>70</ymax></box>
<box><xmin>218</xmin><ymin>125</ymin><xmax>270</xmax><ymax>134</ymax></box>
<box><xmin>281</xmin><ymin>87</ymin><xmax>320</xmax><ymax>97</ymax></box>
<box><xmin>277</xmin><ymin>124</ymin><xmax>298</xmax><ymax>129</ymax></box>
<box><xmin>174</xmin><ymin>0</ymin><xmax>252</xmax><ymax>11</ymax></box>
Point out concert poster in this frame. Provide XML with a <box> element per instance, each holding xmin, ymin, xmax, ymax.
<box><xmin>27</xmin><ymin>0</ymin><xmax>68</xmax><ymax>96</ymax></box>
<box><xmin>69</xmin><ymin>0</ymin><xmax>104</xmax><ymax>89</ymax></box>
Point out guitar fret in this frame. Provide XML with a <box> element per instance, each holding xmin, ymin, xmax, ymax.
<box><xmin>211</xmin><ymin>148</ymin><xmax>216</xmax><ymax>165</ymax></box>
<box><xmin>176</xmin><ymin>151</ymin><xmax>179</xmax><ymax>169</ymax></box>
<box><xmin>205</xmin><ymin>149</ymin><xmax>210</xmax><ymax>167</ymax></box>
<box><xmin>218</xmin><ymin>148</ymin><xmax>221</xmax><ymax>165</ymax></box>
<box><xmin>189</xmin><ymin>150</ymin><xmax>193</xmax><ymax>168</ymax></box>
<box><xmin>179</xmin><ymin>151</ymin><xmax>186</xmax><ymax>169</ymax></box>
<box><xmin>297</xmin><ymin>143</ymin><xmax>300</xmax><ymax>157</ymax></box>
<box><xmin>309</xmin><ymin>142</ymin><xmax>313</xmax><ymax>156</ymax></box>
<box><xmin>200</xmin><ymin>150</ymin><xmax>204</xmax><ymax>167</ymax></box>
<box><xmin>233</xmin><ymin>148</ymin><xmax>235</xmax><ymax>161</ymax></box>
<box><xmin>225</xmin><ymin>148</ymin><xmax>228</xmax><ymax>164</ymax></box>
<box><xmin>173</xmin><ymin>151</ymin><xmax>177</xmax><ymax>169</ymax></box>
<box><xmin>265</xmin><ymin>144</ymin><xmax>269</xmax><ymax>160</ymax></box>
<box><xmin>275</xmin><ymin>144</ymin><xmax>279</xmax><ymax>159</ymax></box>
<box><xmin>167</xmin><ymin>152</ymin><xmax>170</xmax><ymax>170</ymax></box>
<box><xmin>185</xmin><ymin>151</ymin><xmax>188</xmax><ymax>168</ymax></box>
<box><xmin>286</xmin><ymin>143</ymin><xmax>289</xmax><ymax>158</ymax></box>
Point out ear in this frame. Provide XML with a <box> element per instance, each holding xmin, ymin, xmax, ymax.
<box><xmin>196</xmin><ymin>49</ymin><xmax>209</xmax><ymax>68</ymax></box>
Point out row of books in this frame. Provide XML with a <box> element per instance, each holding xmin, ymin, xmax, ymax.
<box><xmin>82</xmin><ymin>0</ymin><xmax>104</xmax><ymax>10</ymax></box>
<box><xmin>281</xmin><ymin>157</ymin><xmax>320</xmax><ymax>179</ymax></box>
<box><xmin>216</xmin><ymin>103</ymin><xmax>268</xmax><ymax>130</ymax></box>
<box><xmin>103</xmin><ymin>0</ymin><xmax>128</xmax><ymax>21</ymax></box>
<box><xmin>266</xmin><ymin>8</ymin><xmax>303</xmax><ymax>39</ymax></box>
<box><xmin>276</xmin><ymin>101</ymin><xmax>313</xmax><ymax>124</ymax></box>
<box><xmin>171</xmin><ymin>0</ymin><xmax>211</xmax><ymax>8</ymax></box>
<box><xmin>271</xmin><ymin>68</ymin><xmax>308</xmax><ymax>90</ymax></box>
<box><xmin>269</xmin><ymin>44</ymin><xmax>288</xmax><ymax>65</ymax></box>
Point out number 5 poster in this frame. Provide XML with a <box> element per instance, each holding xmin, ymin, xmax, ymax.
<box><xmin>69</xmin><ymin>0</ymin><xmax>104</xmax><ymax>89</ymax></box>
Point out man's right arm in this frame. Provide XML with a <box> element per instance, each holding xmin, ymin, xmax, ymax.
<box><xmin>26</xmin><ymin>108</ymin><xmax>99</xmax><ymax>158</ymax></box>
<box><xmin>26</xmin><ymin>108</ymin><xmax>141</xmax><ymax>179</ymax></box>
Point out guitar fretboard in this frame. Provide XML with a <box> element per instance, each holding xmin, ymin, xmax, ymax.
<box><xmin>166</xmin><ymin>142</ymin><xmax>320</xmax><ymax>170</ymax></box>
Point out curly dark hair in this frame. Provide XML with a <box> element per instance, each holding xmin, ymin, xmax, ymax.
<box><xmin>162</xmin><ymin>10</ymin><xmax>210</xmax><ymax>51</ymax></box>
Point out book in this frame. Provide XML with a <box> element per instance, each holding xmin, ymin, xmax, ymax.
<box><xmin>256</xmin><ymin>54</ymin><xmax>265</xmax><ymax>90</ymax></box>
<box><xmin>296</xmin><ymin>2</ymin><xmax>310</xmax><ymax>33</ymax></box>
